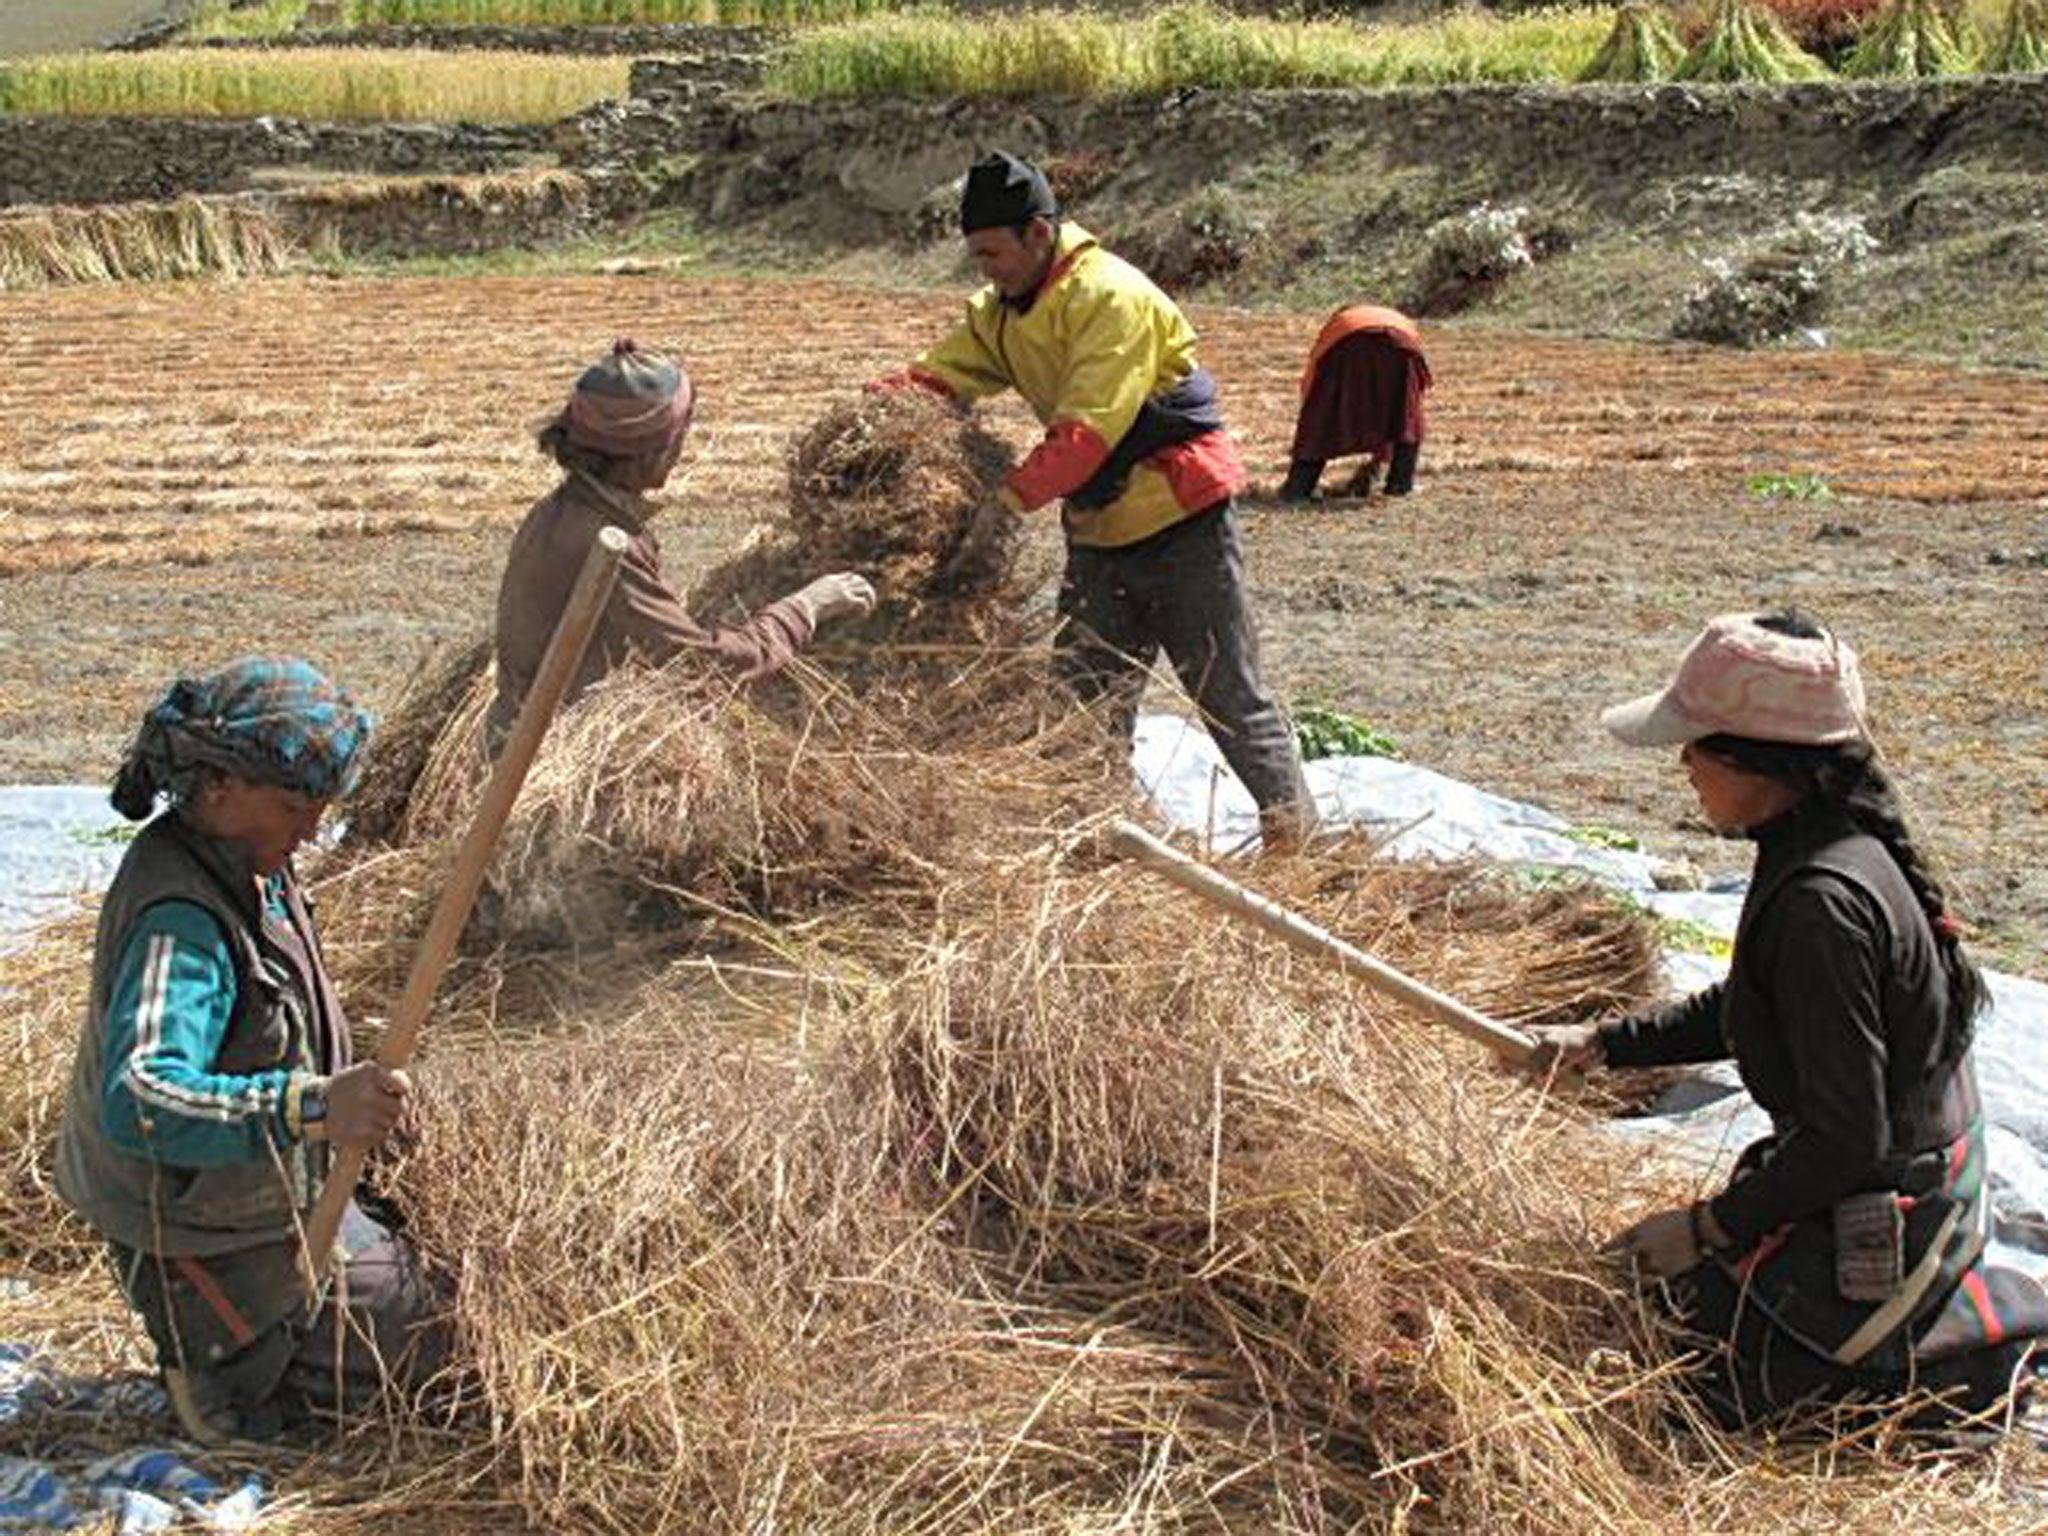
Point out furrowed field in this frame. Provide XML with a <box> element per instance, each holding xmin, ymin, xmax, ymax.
<box><xmin>1</xmin><ymin>272</ymin><xmax>2043</xmax><ymax>975</ymax></box>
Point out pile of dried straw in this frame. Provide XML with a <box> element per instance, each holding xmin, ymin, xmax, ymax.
<box><xmin>0</xmin><ymin>197</ymin><xmax>290</xmax><ymax>290</ymax></box>
<box><xmin>363</xmin><ymin>837</ymin><xmax>2040</xmax><ymax>1533</ymax></box>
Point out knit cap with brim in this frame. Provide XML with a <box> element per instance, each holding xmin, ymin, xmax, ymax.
<box><xmin>1601</xmin><ymin>612</ymin><xmax>1867</xmax><ymax>748</ymax></box>
<box><xmin>565</xmin><ymin>339</ymin><xmax>694</xmax><ymax>457</ymax></box>
<box><xmin>959</xmin><ymin>151</ymin><xmax>1058</xmax><ymax>234</ymax></box>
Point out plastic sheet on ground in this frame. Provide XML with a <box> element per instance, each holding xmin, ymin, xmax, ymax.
<box><xmin>0</xmin><ymin>788</ymin><xmax>131</xmax><ymax>954</ymax></box>
<box><xmin>1132</xmin><ymin>714</ymin><xmax>2048</xmax><ymax>1277</ymax></box>
<box><xmin>0</xmin><ymin>1345</ymin><xmax>264</xmax><ymax>1531</ymax></box>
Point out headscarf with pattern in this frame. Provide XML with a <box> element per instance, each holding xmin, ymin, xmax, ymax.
<box><xmin>110</xmin><ymin>657</ymin><xmax>373</xmax><ymax>820</ymax></box>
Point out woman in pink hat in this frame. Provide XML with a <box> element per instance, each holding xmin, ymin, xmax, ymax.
<box><xmin>486</xmin><ymin>340</ymin><xmax>876</xmax><ymax>748</ymax></box>
<box><xmin>1533</xmin><ymin>609</ymin><xmax>2047</xmax><ymax>1428</ymax></box>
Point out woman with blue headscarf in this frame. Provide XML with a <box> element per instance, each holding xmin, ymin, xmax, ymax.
<box><xmin>55</xmin><ymin>658</ymin><xmax>449</xmax><ymax>1443</ymax></box>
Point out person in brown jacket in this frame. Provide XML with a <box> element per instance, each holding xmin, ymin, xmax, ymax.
<box><xmin>487</xmin><ymin>340</ymin><xmax>875</xmax><ymax>746</ymax></box>
<box><xmin>1279</xmin><ymin>304</ymin><xmax>1431</xmax><ymax>504</ymax></box>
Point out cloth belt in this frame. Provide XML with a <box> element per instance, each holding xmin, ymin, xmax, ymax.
<box><xmin>1066</xmin><ymin>367</ymin><xmax>1226</xmax><ymax>511</ymax></box>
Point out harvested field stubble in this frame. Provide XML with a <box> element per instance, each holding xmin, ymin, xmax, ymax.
<box><xmin>6</xmin><ymin>275</ymin><xmax>2047</xmax><ymax>589</ymax></box>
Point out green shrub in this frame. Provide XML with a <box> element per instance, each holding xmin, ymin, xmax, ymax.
<box><xmin>1292</xmin><ymin>703</ymin><xmax>1400</xmax><ymax>762</ymax></box>
<box><xmin>1747</xmin><ymin>472</ymin><xmax>1836</xmax><ymax>498</ymax></box>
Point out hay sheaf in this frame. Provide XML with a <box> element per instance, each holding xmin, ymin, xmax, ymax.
<box><xmin>690</xmin><ymin>389</ymin><xmax>1030</xmax><ymax>663</ymax></box>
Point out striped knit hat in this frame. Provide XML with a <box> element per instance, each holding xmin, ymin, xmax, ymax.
<box><xmin>565</xmin><ymin>339</ymin><xmax>694</xmax><ymax>457</ymax></box>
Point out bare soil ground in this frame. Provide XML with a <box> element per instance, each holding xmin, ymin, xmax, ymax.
<box><xmin>0</xmin><ymin>0</ymin><xmax>172</xmax><ymax>56</ymax></box>
<box><xmin>2</xmin><ymin>273</ymin><xmax>2043</xmax><ymax>971</ymax></box>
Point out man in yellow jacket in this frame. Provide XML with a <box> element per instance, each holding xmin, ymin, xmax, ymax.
<box><xmin>879</xmin><ymin>151</ymin><xmax>1313</xmax><ymax>841</ymax></box>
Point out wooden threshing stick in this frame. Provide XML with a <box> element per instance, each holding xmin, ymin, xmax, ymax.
<box><xmin>299</xmin><ymin>526</ymin><xmax>629</xmax><ymax>1291</ymax></box>
<box><xmin>1105</xmin><ymin>818</ymin><xmax>1538</xmax><ymax>1067</ymax></box>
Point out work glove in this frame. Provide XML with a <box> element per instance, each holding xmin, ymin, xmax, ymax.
<box><xmin>792</xmin><ymin>571</ymin><xmax>877</xmax><ymax>628</ymax></box>
<box><xmin>939</xmin><ymin>489</ymin><xmax>1019</xmax><ymax>588</ymax></box>
<box><xmin>1604</xmin><ymin>1203</ymin><xmax>1728</xmax><ymax>1280</ymax></box>
<box><xmin>1523</xmin><ymin>1022</ymin><xmax>1605</xmax><ymax>1079</ymax></box>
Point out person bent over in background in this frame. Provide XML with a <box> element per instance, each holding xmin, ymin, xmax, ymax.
<box><xmin>56</xmin><ymin>659</ymin><xmax>451</xmax><ymax>1443</ymax></box>
<box><xmin>487</xmin><ymin>340</ymin><xmax>876</xmax><ymax>748</ymax></box>
<box><xmin>1279</xmin><ymin>304</ymin><xmax>1431</xmax><ymax>504</ymax></box>
<box><xmin>1531</xmin><ymin>612</ymin><xmax>2048</xmax><ymax>1429</ymax></box>
<box><xmin>875</xmin><ymin>151</ymin><xmax>1314</xmax><ymax>844</ymax></box>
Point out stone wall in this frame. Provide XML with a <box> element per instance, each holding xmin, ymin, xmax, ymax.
<box><xmin>276</xmin><ymin>168</ymin><xmax>596</xmax><ymax>259</ymax></box>
<box><xmin>0</xmin><ymin>118</ymin><xmax>552</xmax><ymax>208</ymax></box>
<box><xmin>558</xmin><ymin>76</ymin><xmax>2048</xmax><ymax>226</ymax></box>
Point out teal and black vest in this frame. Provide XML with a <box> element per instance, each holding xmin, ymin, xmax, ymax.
<box><xmin>54</xmin><ymin>813</ymin><xmax>348</xmax><ymax>1258</ymax></box>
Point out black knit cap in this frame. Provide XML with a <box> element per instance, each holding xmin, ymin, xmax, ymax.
<box><xmin>959</xmin><ymin>150</ymin><xmax>1058</xmax><ymax>235</ymax></box>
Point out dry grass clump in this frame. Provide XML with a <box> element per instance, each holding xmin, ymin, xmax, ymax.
<box><xmin>879</xmin><ymin>844</ymin><xmax>1670</xmax><ymax>1527</ymax></box>
<box><xmin>315</xmin><ymin>641</ymin><xmax>1121</xmax><ymax>991</ymax></box>
<box><xmin>691</xmin><ymin>389</ymin><xmax>1022</xmax><ymax>640</ymax></box>
<box><xmin>344</xmin><ymin>635</ymin><xmax>492</xmax><ymax>848</ymax></box>
<box><xmin>390</xmin><ymin>1012</ymin><xmax>1216</xmax><ymax>1532</ymax></box>
<box><xmin>0</xmin><ymin>198</ymin><xmax>291</xmax><ymax>290</ymax></box>
<box><xmin>786</xmin><ymin>389</ymin><xmax>1015</xmax><ymax>594</ymax></box>
<box><xmin>0</xmin><ymin>913</ymin><xmax>102</xmax><ymax>1270</ymax></box>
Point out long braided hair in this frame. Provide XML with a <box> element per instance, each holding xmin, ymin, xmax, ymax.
<box><xmin>1695</xmin><ymin>611</ymin><xmax>1988</xmax><ymax>1060</ymax></box>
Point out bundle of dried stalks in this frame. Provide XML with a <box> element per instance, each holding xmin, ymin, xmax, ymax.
<box><xmin>313</xmin><ymin>640</ymin><xmax>1124</xmax><ymax>984</ymax></box>
<box><xmin>869</xmin><ymin>841</ymin><xmax>2043</xmax><ymax>1530</ymax></box>
<box><xmin>344</xmin><ymin>636</ymin><xmax>493</xmax><ymax>848</ymax></box>
<box><xmin>0</xmin><ymin>913</ymin><xmax>101</xmax><ymax>1270</ymax></box>
<box><xmin>389</xmin><ymin>1019</ymin><xmax>1205</xmax><ymax>1532</ymax></box>
<box><xmin>689</xmin><ymin>390</ymin><xmax>1027</xmax><ymax>672</ymax></box>
<box><xmin>0</xmin><ymin>197</ymin><xmax>291</xmax><ymax>290</ymax></box>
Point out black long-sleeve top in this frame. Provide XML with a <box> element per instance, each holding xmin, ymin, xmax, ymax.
<box><xmin>1599</xmin><ymin>803</ymin><xmax>1975</xmax><ymax>1250</ymax></box>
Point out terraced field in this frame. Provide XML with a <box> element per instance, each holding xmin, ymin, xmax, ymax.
<box><xmin>2</xmin><ymin>272</ymin><xmax>2044</xmax><ymax>965</ymax></box>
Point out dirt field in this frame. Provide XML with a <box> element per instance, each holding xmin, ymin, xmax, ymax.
<box><xmin>2</xmin><ymin>273</ymin><xmax>2044</xmax><ymax>972</ymax></box>
<box><xmin>0</xmin><ymin>0</ymin><xmax>171</xmax><ymax>55</ymax></box>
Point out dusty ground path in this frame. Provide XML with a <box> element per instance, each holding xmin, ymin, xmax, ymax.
<box><xmin>0</xmin><ymin>0</ymin><xmax>172</xmax><ymax>55</ymax></box>
<box><xmin>1</xmin><ymin>274</ymin><xmax>2042</xmax><ymax>970</ymax></box>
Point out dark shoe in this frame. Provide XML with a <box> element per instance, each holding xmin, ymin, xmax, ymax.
<box><xmin>164</xmin><ymin>1367</ymin><xmax>283</xmax><ymax>1446</ymax></box>
<box><xmin>1383</xmin><ymin>442</ymin><xmax>1420</xmax><ymax>496</ymax></box>
<box><xmin>1341</xmin><ymin>460</ymin><xmax>1377</xmax><ymax>498</ymax></box>
<box><xmin>1277</xmin><ymin>458</ymin><xmax>1324</xmax><ymax>505</ymax></box>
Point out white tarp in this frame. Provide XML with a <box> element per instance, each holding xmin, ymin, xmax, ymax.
<box><xmin>1132</xmin><ymin>715</ymin><xmax>2048</xmax><ymax>1276</ymax></box>
<box><xmin>0</xmin><ymin>787</ymin><xmax>131</xmax><ymax>951</ymax></box>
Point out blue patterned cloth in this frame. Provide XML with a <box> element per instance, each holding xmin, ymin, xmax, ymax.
<box><xmin>109</xmin><ymin>659</ymin><xmax>372</xmax><ymax>821</ymax></box>
<box><xmin>0</xmin><ymin>1344</ymin><xmax>264</xmax><ymax>1532</ymax></box>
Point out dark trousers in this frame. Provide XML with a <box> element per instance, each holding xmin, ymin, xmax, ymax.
<box><xmin>1671</xmin><ymin>1258</ymin><xmax>2041</xmax><ymax>1430</ymax></box>
<box><xmin>111</xmin><ymin>1202</ymin><xmax>452</xmax><ymax>1437</ymax></box>
<box><xmin>1055</xmin><ymin>501</ymin><xmax>1311</xmax><ymax>827</ymax></box>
